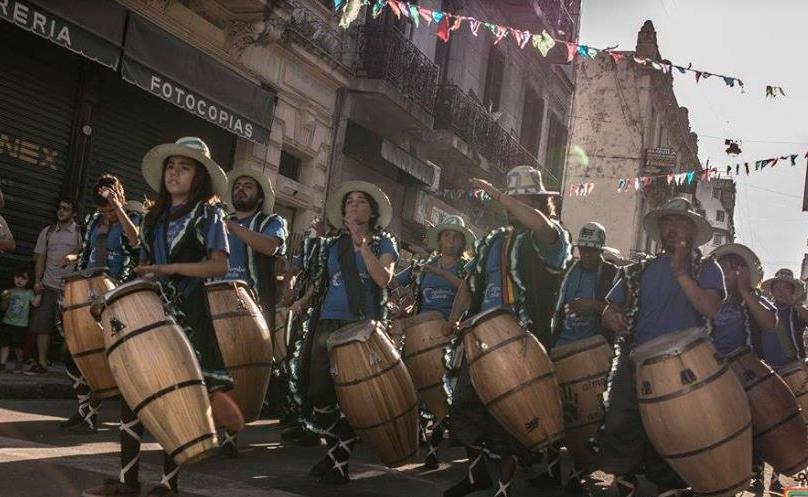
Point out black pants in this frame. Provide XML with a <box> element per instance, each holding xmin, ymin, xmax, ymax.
<box><xmin>596</xmin><ymin>354</ymin><xmax>685</xmax><ymax>490</ymax></box>
<box><xmin>120</xmin><ymin>399</ymin><xmax>179</xmax><ymax>491</ymax></box>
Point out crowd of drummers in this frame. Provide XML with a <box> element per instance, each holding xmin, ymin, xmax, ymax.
<box><xmin>1</xmin><ymin>135</ymin><xmax>807</xmax><ymax>497</ymax></box>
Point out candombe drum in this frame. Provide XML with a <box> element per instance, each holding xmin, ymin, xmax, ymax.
<box><xmin>272</xmin><ymin>306</ymin><xmax>289</xmax><ymax>365</ymax></box>
<box><xmin>550</xmin><ymin>334</ymin><xmax>612</xmax><ymax>466</ymax></box>
<box><xmin>727</xmin><ymin>347</ymin><xmax>808</xmax><ymax>476</ymax></box>
<box><xmin>401</xmin><ymin>311</ymin><xmax>450</xmax><ymax>421</ymax></box>
<box><xmin>459</xmin><ymin>307</ymin><xmax>564</xmax><ymax>451</ymax></box>
<box><xmin>328</xmin><ymin>320</ymin><xmax>419</xmax><ymax>467</ymax></box>
<box><xmin>92</xmin><ymin>280</ymin><xmax>217</xmax><ymax>465</ymax></box>
<box><xmin>205</xmin><ymin>280</ymin><xmax>273</xmax><ymax>423</ymax></box>
<box><xmin>631</xmin><ymin>327</ymin><xmax>751</xmax><ymax>497</ymax></box>
<box><xmin>779</xmin><ymin>360</ymin><xmax>808</xmax><ymax>426</ymax></box>
<box><xmin>61</xmin><ymin>267</ymin><xmax>119</xmax><ymax>399</ymax></box>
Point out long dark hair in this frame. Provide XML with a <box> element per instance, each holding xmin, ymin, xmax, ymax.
<box><xmin>340</xmin><ymin>191</ymin><xmax>380</xmax><ymax>232</ymax></box>
<box><xmin>143</xmin><ymin>158</ymin><xmax>216</xmax><ymax>237</ymax></box>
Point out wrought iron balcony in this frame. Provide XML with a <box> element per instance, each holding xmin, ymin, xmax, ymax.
<box><xmin>354</xmin><ymin>25</ymin><xmax>438</xmax><ymax>114</ymax></box>
<box><xmin>435</xmin><ymin>84</ymin><xmax>548</xmax><ymax>177</ymax></box>
<box><xmin>284</xmin><ymin>1</ymin><xmax>347</xmax><ymax>67</ymax></box>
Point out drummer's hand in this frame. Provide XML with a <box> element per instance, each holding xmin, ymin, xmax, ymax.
<box><xmin>134</xmin><ymin>264</ymin><xmax>174</xmax><ymax>278</ymax></box>
<box><xmin>566</xmin><ymin>299</ymin><xmax>599</xmax><ymax>315</ymax></box>
<box><xmin>670</xmin><ymin>239</ymin><xmax>690</xmax><ymax>278</ymax></box>
<box><xmin>58</xmin><ymin>254</ymin><xmax>78</xmax><ymax>268</ymax></box>
<box><xmin>602</xmin><ymin>305</ymin><xmax>627</xmax><ymax>333</ymax></box>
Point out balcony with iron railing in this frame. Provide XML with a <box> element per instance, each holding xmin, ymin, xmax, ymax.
<box><xmin>284</xmin><ymin>0</ymin><xmax>348</xmax><ymax>68</ymax></box>
<box><xmin>351</xmin><ymin>24</ymin><xmax>439</xmax><ymax>128</ymax></box>
<box><xmin>431</xmin><ymin>84</ymin><xmax>557</xmax><ymax>183</ymax></box>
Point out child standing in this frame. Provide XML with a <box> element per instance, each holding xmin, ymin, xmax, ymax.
<box><xmin>0</xmin><ymin>268</ymin><xmax>41</xmax><ymax>372</ymax></box>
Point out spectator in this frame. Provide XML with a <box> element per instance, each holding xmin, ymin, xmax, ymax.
<box><xmin>0</xmin><ymin>185</ymin><xmax>16</xmax><ymax>253</ymax></box>
<box><xmin>28</xmin><ymin>197</ymin><xmax>81</xmax><ymax>375</ymax></box>
<box><xmin>0</xmin><ymin>267</ymin><xmax>40</xmax><ymax>372</ymax></box>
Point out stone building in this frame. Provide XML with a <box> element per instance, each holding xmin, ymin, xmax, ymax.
<box><xmin>330</xmin><ymin>0</ymin><xmax>580</xmax><ymax>251</ymax></box>
<box><xmin>0</xmin><ymin>0</ymin><xmax>347</xmax><ymax>277</ymax></box>
<box><xmin>561</xmin><ymin>20</ymin><xmax>700</xmax><ymax>258</ymax></box>
<box><xmin>694</xmin><ymin>177</ymin><xmax>736</xmax><ymax>255</ymax></box>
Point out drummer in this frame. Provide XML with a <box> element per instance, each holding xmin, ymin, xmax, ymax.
<box><xmin>61</xmin><ymin>175</ymin><xmax>141</xmax><ymax>434</ymax></box>
<box><xmin>442</xmin><ymin>166</ymin><xmax>571</xmax><ymax>497</ymax></box>
<box><xmin>83</xmin><ymin>137</ymin><xmax>242</xmax><ymax>497</ymax></box>
<box><xmin>759</xmin><ymin>268</ymin><xmax>808</xmax><ymax>370</ymax></box>
<box><xmin>530</xmin><ymin>222</ymin><xmax>618</xmax><ymax>495</ymax></box>
<box><xmin>394</xmin><ymin>215</ymin><xmax>475</xmax><ymax>470</ymax></box>
<box><xmin>218</xmin><ymin>167</ymin><xmax>288</xmax><ymax>457</ymax></box>
<box><xmin>291</xmin><ymin>180</ymin><xmax>398</xmax><ymax>485</ymax></box>
<box><xmin>600</xmin><ymin>197</ymin><xmax>725</xmax><ymax>497</ymax></box>
<box><xmin>709</xmin><ymin>243</ymin><xmax>776</xmax><ymax>495</ymax></box>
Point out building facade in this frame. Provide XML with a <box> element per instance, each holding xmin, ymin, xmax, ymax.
<box><xmin>0</xmin><ymin>0</ymin><xmax>347</xmax><ymax>279</ymax></box>
<box><xmin>694</xmin><ymin>177</ymin><xmax>736</xmax><ymax>255</ymax></box>
<box><xmin>329</xmin><ymin>0</ymin><xmax>580</xmax><ymax>252</ymax></box>
<box><xmin>560</xmin><ymin>20</ymin><xmax>699</xmax><ymax>258</ymax></box>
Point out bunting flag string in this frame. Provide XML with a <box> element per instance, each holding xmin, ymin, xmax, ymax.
<box><xmin>334</xmin><ymin>0</ymin><xmax>785</xmax><ymax>97</ymax></box>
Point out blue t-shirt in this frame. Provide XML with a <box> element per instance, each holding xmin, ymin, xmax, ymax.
<box><xmin>711</xmin><ymin>295</ymin><xmax>775</xmax><ymax>357</ymax></box>
<box><xmin>395</xmin><ymin>262</ymin><xmax>459</xmax><ymax>320</ymax></box>
<box><xmin>225</xmin><ymin>213</ymin><xmax>287</xmax><ymax>287</ymax></box>
<box><xmin>607</xmin><ymin>255</ymin><xmax>725</xmax><ymax>346</ymax></box>
<box><xmin>320</xmin><ymin>234</ymin><xmax>399</xmax><ymax>320</ymax></box>
<box><xmin>556</xmin><ymin>265</ymin><xmax>599</xmax><ymax>347</ymax></box>
<box><xmin>87</xmin><ymin>214</ymin><xmax>142</xmax><ymax>280</ymax></box>
<box><xmin>477</xmin><ymin>222</ymin><xmax>571</xmax><ymax>312</ymax></box>
<box><xmin>761</xmin><ymin>307</ymin><xmax>801</xmax><ymax>369</ymax></box>
<box><xmin>140</xmin><ymin>204</ymin><xmax>229</xmax><ymax>299</ymax></box>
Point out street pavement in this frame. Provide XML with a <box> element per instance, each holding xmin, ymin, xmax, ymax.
<box><xmin>0</xmin><ymin>397</ymin><xmax>797</xmax><ymax>497</ymax></box>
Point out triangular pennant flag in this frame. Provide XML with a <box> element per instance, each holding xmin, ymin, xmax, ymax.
<box><xmin>338</xmin><ymin>0</ymin><xmax>363</xmax><ymax>28</ymax></box>
<box><xmin>695</xmin><ymin>71</ymin><xmax>702</xmax><ymax>82</ymax></box>
<box><xmin>493</xmin><ymin>25</ymin><xmax>509</xmax><ymax>44</ymax></box>
<box><xmin>372</xmin><ymin>0</ymin><xmax>386</xmax><ymax>18</ymax></box>
<box><xmin>388</xmin><ymin>0</ymin><xmax>401</xmax><ymax>18</ymax></box>
<box><xmin>650</xmin><ymin>61</ymin><xmax>662</xmax><ymax>70</ymax></box>
<box><xmin>431</xmin><ymin>9</ymin><xmax>444</xmax><ymax>23</ymax></box>
<box><xmin>532</xmin><ymin>30</ymin><xmax>555</xmax><ymax>57</ymax></box>
<box><xmin>790</xmin><ymin>154</ymin><xmax>798</xmax><ymax>166</ymax></box>
<box><xmin>702</xmin><ymin>72</ymin><xmax>712</xmax><ymax>79</ymax></box>
<box><xmin>514</xmin><ymin>29</ymin><xmax>531</xmax><ymax>49</ymax></box>
<box><xmin>587</xmin><ymin>183</ymin><xmax>595</xmax><ymax>195</ymax></box>
<box><xmin>633</xmin><ymin>56</ymin><xmax>646</xmax><ymax>64</ymax></box>
<box><xmin>675</xmin><ymin>65</ymin><xmax>687</xmax><ymax>74</ymax></box>
<box><xmin>450</xmin><ymin>15</ymin><xmax>463</xmax><ymax>31</ymax></box>
<box><xmin>333</xmin><ymin>0</ymin><xmax>346</xmax><ymax>10</ymax></box>
<box><xmin>617</xmin><ymin>179</ymin><xmax>625</xmax><ymax>191</ymax></box>
<box><xmin>609</xmin><ymin>52</ymin><xmax>624</xmax><ymax>63</ymax></box>
<box><xmin>565</xmin><ymin>42</ymin><xmax>577</xmax><ymax>62</ymax></box>
<box><xmin>398</xmin><ymin>1</ymin><xmax>409</xmax><ymax>17</ymax></box>
<box><xmin>577</xmin><ymin>45</ymin><xmax>589</xmax><ymax>58</ymax></box>
<box><xmin>437</xmin><ymin>16</ymin><xmax>450</xmax><ymax>42</ymax></box>
<box><xmin>744</xmin><ymin>163</ymin><xmax>749</xmax><ymax>175</ymax></box>
<box><xmin>587</xmin><ymin>47</ymin><xmax>599</xmax><ymax>59</ymax></box>
<box><xmin>771</xmin><ymin>158</ymin><xmax>779</xmax><ymax>167</ymax></box>
<box><xmin>667</xmin><ymin>173</ymin><xmax>675</xmax><ymax>184</ymax></box>
<box><xmin>735</xmin><ymin>164</ymin><xmax>740</xmax><ymax>175</ymax></box>
<box><xmin>726</xmin><ymin>166</ymin><xmax>732</xmax><ymax>175</ymax></box>
<box><xmin>660</xmin><ymin>62</ymin><xmax>671</xmax><ymax>74</ymax></box>
<box><xmin>419</xmin><ymin>7</ymin><xmax>433</xmax><ymax>24</ymax></box>
<box><xmin>722</xmin><ymin>77</ymin><xmax>735</xmax><ymax>87</ymax></box>
<box><xmin>634</xmin><ymin>178</ymin><xmax>640</xmax><ymax>191</ymax></box>
<box><xmin>468</xmin><ymin>18</ymin><xmax>481</xmax><ymax>36</ymax></box>
<box><xmin>408</xmin><ymin>4</ymin><xmax>419</xmax><ymax>27</ymax></box>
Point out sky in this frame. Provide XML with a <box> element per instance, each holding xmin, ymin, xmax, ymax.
<box><xmin>578</xmin><ymin>0</ymin><xmax>808</xmax><ymax>278</ymax></box>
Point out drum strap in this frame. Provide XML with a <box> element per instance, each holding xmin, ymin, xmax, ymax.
<box><xmin>337</xmin><ymin>234</ymin><xmax>367</xmax><ymax>319</ymax></box>
<box><xmin>222</xmin><ymin>430</ymin><xmax>238</xmax><ymax>447</ymax></box>
<box><xmin>494</xmin><ymin>478</ymin><xmax>513</xmax><ymax>497</ymax></box>
<box><xmin>119</xmin><ymin>418</ymin><xmax>142</xmax><ymax>483</ymax></box>
<box><xmin>159</xmin><ymin>465</ymin><xmax>180</xmax><ymax>489</ymax></box>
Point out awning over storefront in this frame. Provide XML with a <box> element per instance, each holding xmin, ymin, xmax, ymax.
<box><xmin>381</xmin><ymin>139</ymin><xmax>435</xmax><ymax>186</ymax></box>
<box><xmin>121</xmin><ymin>15</ymin><xmax>274</xmax><ymax>144</ymax></box>
<box><xmin>1</xmin><ymin>0</ymin><xmax>126</xmax><ymax>69</ymax></box>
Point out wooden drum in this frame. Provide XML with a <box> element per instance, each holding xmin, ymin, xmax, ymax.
<box><xmin>328</xmin><ymin>320</ymin><xmax>419</xmax><ymax>467</ymax></box>
<box><xmin>401</xmin><ymin>311</ymin><xmax>450</xmax><ymax>421</ymax></box>
<box><xmin>459</xmin><ymin>307</ymin><xmax>564</xmax><ymax>451</ymax></box>
<box><xmin>206</xmin><ymin>280</ymin><xmax>273</xmax><ymax>424</ymax></box>
<box><xmin>631</xmin><ymin>327</ymin><xmax>752</xmax><ymax>497</ymax></box>
<box><xmin>550</xmin><ymin>334</ymin><xmax>612</xmax><ymax>466</ymax></box>
<box><xmin>61</xmin><ymin>268</ymin><xmax>119</xmax><ymax>399</ymax></box>
<box><xmin>272</xmin><ymin>306</ymin><xmax>289</xmax><ymax>365</ymax></box>
<box><xmin>779</xmin><ymin>360</ymin><xmax>808</xmax><ymax>427</ymax></box>
<box><xmin>727</xmin><ymin>347</ymin><xmax>808</xmax><ymax>476</ymax></box>
<box><xmin>92</xmin><ymin>280</ymin><xmax>217</xmax><ymax>465</ymax></box>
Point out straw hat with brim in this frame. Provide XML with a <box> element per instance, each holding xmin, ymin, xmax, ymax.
<box><xmin>141</xmin><ymin>137</ymin><xmax>228</xmax><ymax>199</ymax></box>
<box><xmin>124</xmin><ymin>200</ymin><xmax>147</xmax><ymax>215</ymax></box>
<box><xmin>762</xmin><ymin>268</ymin><xmax>806</xmax><ymax>301</ymax></box>
<box><xmin>226</xmin><ymin>169</ymin><xmax>275</xmax><ymax>215</ymax></box>
<box><xmin>713</xmin><ymin>243</ymin><xmax>764</xmax><ymax>287</ymax></box>
<box><xmin>426</xmin><ymin>215</ymin><xmax>476</xmax><ymax>252</ymax></box>
<box><xmin>505</xmin><ymin>165</ymin><xmax>559</xmax><ymax>196</ymax></box>
<box><xmin>642</xmin><ymin>196</ymin><xmax>713</xmax><ymax>247</ymax></box>
<box><xmin>326</xmin><ymin>181</ymin><xmax>392</xmax><ymax>231</ymax></box>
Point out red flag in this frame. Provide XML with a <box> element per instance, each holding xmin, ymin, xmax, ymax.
<box><xmin>387</xmin><ymin>0</ymin><xmax>401</xmax><ymax>18</ymax></box>
<box><xmin>565</xmin><ymin>42</ymin><xmax>576</xmax><ymax>62</ymax></box>
<box><xmin>437</xmin><ymin>16</ymin><xmax>450</xmax><ymax>42</ymax></box>
<box><xmin>609</xmin><ymin>52</ymin><xmax>624</xmax><ymax>64</ymax></box>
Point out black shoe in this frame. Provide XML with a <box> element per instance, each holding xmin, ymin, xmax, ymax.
<box><xmin>295</xmin><ymin>431</ymin><xmax>322</xmax><ymax>447</ymax></box>
<box><xmin>219</xmin><ymin>441</ymin><xmax>239</xmax><ymax>458</ymax></box>
<box><xmin>319</xmin><ymin>466</ymin><xmax>350</xmax><ymax>485</ymax></box>
<box><xmin>309</xmin><ymin>456</ymin><xmax>331</xmax><ymax>478</ymax></box>
<box><xmin>60</xmin><ymin>412</ymin><xmax>86</xmax><ymax>430</ymax></box>
<box><xmin>422</xmin><ymin>453</ymin><xmax>439</xmax><ymax>470</ymax></box>
<box><xmin>564</xmin><ymin>477</ymin><xmax>589</xmax><ymax>497</ymax></box>
<box><xmin>444</xmin><ymin>468</ymin><xmax>493</xmax><ymax>497</ymax></box>
<box><xmin>748</xmin><ymin>478</ymin><xmax>764</xmax><ymax>495</ymax></box>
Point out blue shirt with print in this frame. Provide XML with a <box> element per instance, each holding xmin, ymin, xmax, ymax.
<box><xmin>607</xmin><ymin>255</ymin><xmax>725</xmax><ymax>346</ymax></box>
<box><xmin>761</xmin><ymin>307</ymin><xmax>800</xmax><ymax>369</ymax></box>
<box><xmin>712</xmin><ymin>294</ymin><xmax>775</xmax><ymax>357</ymax></box>
<box><xmin>87</xmin><ymin>214</ymin><xmax>142</xmax><ymax>280</ymax></box>
<box><xmin>556</xmin><ymin>265</ymin><xmax>599</xmax><ymax>347</ymax></box>
<box><xmin>225</xmin><ymin>213</ymin><xmax>287</xmax><ymax>287</ymax></box>
<box><xmin>476</xmin><ymin>222</ymin><xmax>571</xmax><ymax>313</ymax></box>
<box><xmin>140</xmin><ymin>205</ymin><xmax>229</xmax><ymax>299</ymax></box>
<box><xmin>320</xmin><ymin>234</ymin><xmax>398</xmax><ymax>320</ymax></box>
<box><xmin>395</xmin><ymin>262</ymin><xmax>459</xmax><ymax>320</ymax></box>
